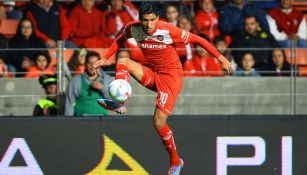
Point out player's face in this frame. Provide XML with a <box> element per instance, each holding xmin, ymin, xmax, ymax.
<box><xmin>244</xmin><ymin>17</ymin><xmax>258</xmax><ymax>35</ymax></box>
<box><xmin>140</xmin><ymin>13</ymin><xmax>159</xmax><ymax>35</ymax></box>
<box><xmin>85</xmin><ymin>56</ymin><xmax>99</xmax><ymax>76</ymax></box>
<box><xmin>272</xmin><ymin>49</ymin><xmax>285</xmax><ymax>67</ymax></box>
<box><xmin>242</xmin><ymin>54</ymin><xmax>255</xmax><ymax>71</ymax></box>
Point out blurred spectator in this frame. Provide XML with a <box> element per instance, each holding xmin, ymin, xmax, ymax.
<box><xmin>25</xmin><ymin>0</ymin><xmax>76</xmax><ymax>48</ymax></box>
<box><xmin>261</xmin><ymin>48</ymin><xmax>291</xmax><ymax>76</ymax></box>
<box><xmin>68</xmin><ymin>48</ymin><xmax>87</xmax><ymax>76</ymax></box>
<box><xmin>0</xmin><ymin>33</ymin><xmax>15</xmax><ymax>77</ymax></box>
<box><xmin>33</xmin><ymin>74</ymin><xmax>57</xmax><ymax>116</ymax></box>
<box><xmin>233</xmin><ymin>52</ymin><xmax>260</xmax><ymax>77</ymax></box>
<box><xmin>0</xmin><ymin>58</ymin><xmax>15</xmax><ymax>78</ymax></box>
<box><xmin>230</xmin><ymin>15</ymin><xmax>279</xmax><ymax>69</ymax></box>
<box><xmin>0</xmin><ymin>2</ymin><xmax>23</xmax><ymax>20</ymax></box>
<box><xmin>184</xmin><ymin>34</ymin><xmax>223</xmax><ymax>77</ymax></box>
<box><xmin>65</xmin><ymin>51</ymin><xmax>113</xmax><ymax>116</ymax></box>
<box><xmin>68</xmin><ymin>0</ymin><xmax>112</xmax><ymax>48</ymax></box>
<box><xmin>8</xmin><ymin>18</ymin><xmax>46</xmax><ymax>76</ymax></box>
<box><xmin>103</xmin><ymin>0</ymin><xmax>138</xmax><ymax>39</ymax></box>
<box><xmin>0</xmin><ymin>33</ymin><xmax>8</xmax><ymax>62</ymax></box>
<box><xmin>213</xmin><ymin>35</ymin><xmax>237</xmax><ymax>71</ymax></box>
<box><xmin>163</xmin><ymin>3</ymin><xmax>180</xmax><ymax>26</ymax></box>
<box><xmin>25</xmin><ymin>52</ymin><xmax>53</xmax><ymax>78</ymax></box>
<box><xmin>194</xmin><ymin>0</ymin><xmax>219</xmax><ymax>41</ymax></box>
<box><xmin>267</xmin><ymin>0</ymin><xmax>307</xmax><ymax>48</ymax></box>
<box><xmin>175</xmin><ymin>15</ymin><xmax>194</xmax><ymax>66</ymax></box>
<box><xmin>219</xmin><ymin>0</ymin><xmax>269</xmax><ymax>37</ymax></box>
<box><xmin>102</xmin><ymin>50</ymin><xmax>130</xmax><ymax>76</ymax></box>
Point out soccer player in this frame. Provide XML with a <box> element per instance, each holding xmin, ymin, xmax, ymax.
<box><xmin>92</xmin><ymin>2</ymin><xmax>231</xmax><ymax>175</ymax></box>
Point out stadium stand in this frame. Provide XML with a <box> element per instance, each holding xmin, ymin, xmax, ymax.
<box><xmin>0</xmin><ymin>19</ymin><xmax>19</xmax><ymax>39</ymax></box>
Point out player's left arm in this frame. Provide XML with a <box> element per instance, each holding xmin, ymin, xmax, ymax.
<box><xmin>169</xmin><ymin>25</ymin><xmax>231</xmax><ymax>74</ymax></box>
<box><xmin>187</xmin><ymin>33</ymin><xmax>232</xmax><ymax>75</ymax></box>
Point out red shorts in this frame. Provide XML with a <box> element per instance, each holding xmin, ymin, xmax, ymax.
<box><xmin>140</xmin><ymin>66</ymin><xmax>184</xmax><ymax>115</ymax></box>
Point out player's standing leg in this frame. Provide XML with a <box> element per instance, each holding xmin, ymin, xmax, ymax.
<box><xmin>154</xmin><ymin>107</ymin><xmax>184</xmax><ymax>175</ymax></box>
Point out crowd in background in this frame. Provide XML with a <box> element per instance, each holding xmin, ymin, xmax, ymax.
<box><xmin>0</xmin><ymin>0</ymin><xmax>306</xmax><ymax>79</ymax></box>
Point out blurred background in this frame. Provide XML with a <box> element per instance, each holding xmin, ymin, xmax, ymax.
<box><xmin>0</xmin><ymin>0</ymin><xmax>306</xmax><ymax>116</ymax></box>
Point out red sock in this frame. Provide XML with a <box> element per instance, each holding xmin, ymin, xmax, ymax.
<box><xmin>115</xmin><ymin>64</ymin><xmax>130</xmax><ymax>83</ymax></box>
<box><xmin>157</xmin><ymin>125</ymin><xmax>180</xmax><ymax>166</ymax></box>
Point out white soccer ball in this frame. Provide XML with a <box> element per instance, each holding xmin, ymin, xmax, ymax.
<box><xmin>109</xmin><ymin>79</ymin><xmax>132</xmax><ymax>103</ymax></box>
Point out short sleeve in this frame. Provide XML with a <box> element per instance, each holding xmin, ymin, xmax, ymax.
<box><xmin>169</xmin><ymin>24</ymin><xmax>191</xmax><ymax>45</ymax></box>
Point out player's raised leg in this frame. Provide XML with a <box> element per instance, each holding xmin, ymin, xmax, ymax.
<box><xmin>97</xmin><ymin>50</ymin><xmax>144</xmax><ymax>114</ymax></box>
<box><xmin>153</xmin><ymin>107</ymin><xmax>184</xmax><ymax>175</ymax></box>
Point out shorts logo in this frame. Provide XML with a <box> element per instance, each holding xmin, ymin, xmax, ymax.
<box><xmin>159</xmin><ymin>91</ymin><xmax>168</xmax><ymax>107</ymax></box>
<box><xmin>157</xmin><ymin>35</ymin><xmax>164</xmax><ymax>41</ymax></box>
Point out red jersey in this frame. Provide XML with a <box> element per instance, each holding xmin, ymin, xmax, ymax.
<box><xmin>122</xmin><ymin>20</ymin><xmax>191</xmax><ymax>71</ymax></box>
<box><xmin>105</xmin><ymin>20</ymin><xmax>222</xmax><ymax>72</ymax></box>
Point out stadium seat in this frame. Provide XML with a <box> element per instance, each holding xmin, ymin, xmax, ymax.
<box><xmin>299</xmin><ymin>66</ymin><xmax>307</xmax><ymax>76</ymax></box>
<box><xmin>285</xmin><ymin>48</ymin><xmax>307</xmax><ymax>76</ymax></box>
<box><xmin>48</xmin><ymin>48</ymin><xmax>116</xmax><ymax>70</ymax></box>
<box><xmin>285</xmin><ymin>48</ymin><xmax>307</xmax><ymax>65</ymax></box>
<box><xmin>293</xmin><ymin>0</ymin><xmax>307</xmax><ymax>12</ymax></box>
<box><xmin>0</xmin><ymin>19</ymin><xmax>19</xmax><ymax>38</ymax></box>
<box><xmin>89</xmin><ymin>48</ymin><xmax>116</xmax><ymax>66</ymax></box>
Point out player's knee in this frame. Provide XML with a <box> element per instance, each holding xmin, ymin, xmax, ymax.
<box><xmin>153</xmin><ymin>116</ymin><xmax>167</xmax><ymax>129</ymax></box>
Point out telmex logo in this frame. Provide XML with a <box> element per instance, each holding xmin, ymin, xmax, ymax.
<box><xmin>0</xmin><ymin>136</ymin><xmax>149</xmax><ymax>175</ymax></box>
<box><xmin>141</xmin><ymin>44</ymin><xmax>167</xmax><ymax>49</ymax></box>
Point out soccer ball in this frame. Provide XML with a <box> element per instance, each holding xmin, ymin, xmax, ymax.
<box><xmin>109</xmin><ymin>79</ymin><xmax>132</xmax><ymax>103</ymax></box>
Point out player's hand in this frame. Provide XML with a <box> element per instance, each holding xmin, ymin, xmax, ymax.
<box><xmin>222</xmin><ymin>60</ymin><xmax>232</xmax><ymax>75</ymax></box>
<box><xmin>218</xmin><ymin>55</ymin><xmax>232</xmax><ymax>75</ymax></box>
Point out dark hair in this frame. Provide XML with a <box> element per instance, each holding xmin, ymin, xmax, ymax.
<box><xmin>244</xmin><ymin>14</ymin><xmax>258</xmax><ymax>22</ymax></box>
<box><xmin>178</xmin><ymin>15</ymin><xmax>192</xmax><ymax>24</ymax></box>
<box><xmin>85</xmin><ymin>51</ymin><xmax>100</xmax><ymax>64</ymax></box>
<box><xmin>39</xmin><ymin>74</ymin><xmax>57</xmax><ymax>88</ymax></box>
<box><xmin>213</xmin><ymin>35</ymin><xmax>226</xmax><ymax>45</ymax></box>
<box><xmin>14</xmin><ymin>18</ymin><xmax>36</xmax><ymax>40</ymax></box>
<box><xmin>68</xmin><ymin>48</ymin><xmax>87</xmax><ymax>72</ymax></box>
<box><xmin>165</xmin><ymin>3</ymin><xmax>179</xmax><ymax>13</ymax></box>
<box><xmin>139</xmin><ymin>2</ymin><xmax>159</xmax><ymax>20</ymax></box>
<box><xmin>272</xmin><ymin>48</ymin><xmax>289</xmax><ymax>66</ymax></box>
<box><xmin>198</xmin><ymin>33</ymin><xmax>211</xmax><ymax>42</ymax></box>
<box><xmin>241</xmin><ymin>51</ymin><xmax>255</xmax><ymax>62</ymax></box>
<box><xmin>34</xmin><ymin>52</ymin><xmax>51</xmax><ymax>67</ymax></box>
